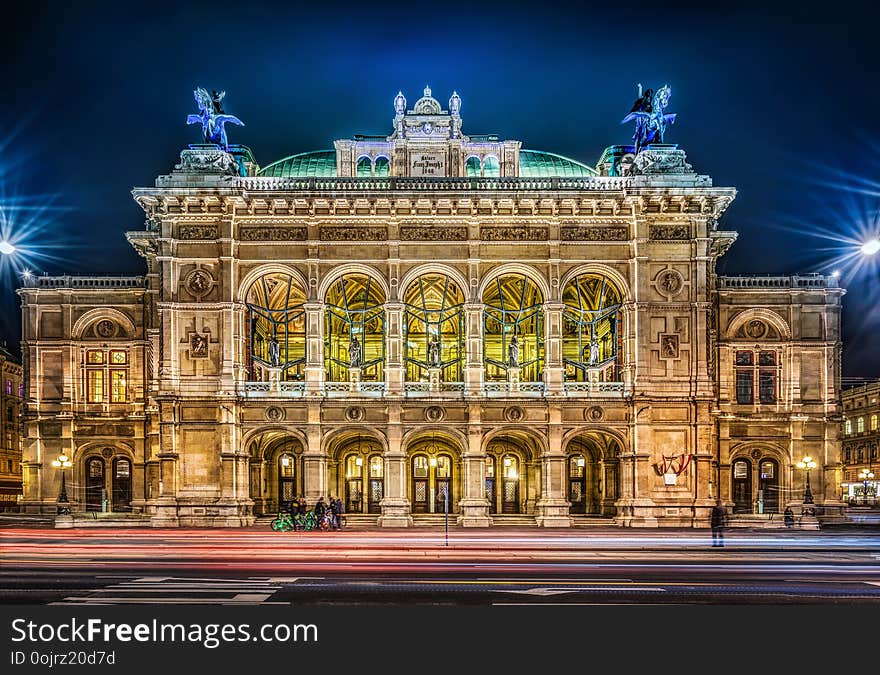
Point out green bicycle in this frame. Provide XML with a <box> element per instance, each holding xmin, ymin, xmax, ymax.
<box><xmin>270</xmin><ymin>511</ymin><xmax>294</xmax><ymax>532</ymax></box>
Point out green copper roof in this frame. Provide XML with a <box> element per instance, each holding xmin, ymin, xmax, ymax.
<box><xmin>518</xmin><ymin>149</ymin><xmax>597</xmax><ymax>177</ymax></box>
<box><xmin>257</xmin><ymin>148</ymin><xmax>597</xmax><ymax>178</ymax></box>
<box><xmin>258</xmin><ymin>150</ymin><xmax>337</xmax><ymax>178</ymax></box>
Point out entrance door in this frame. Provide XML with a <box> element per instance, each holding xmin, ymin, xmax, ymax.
<box><xmin>485</xmin><ymin>457</ymin><xmax>496</xmax><ymax>513</ymax></box>
<box><xmin>368</xmin><ymin>455</ymin><xmax>383</xmax><ymax>514</ymax></box>
<box><xmin>759</xmin><ymin>458</ymin><xmax>779</xmax><ymax>513</ymax></box>
<box><xmin>732</xmin><ymin>459</ymin><xmax>752</xmax><ymax>513</ymax></box>
<box><xmin>434</xmin><ymin>455</ymin><xmax>452</xmax><ymax>513</ymax></box>
<box><xmin>85</xmin><ymin>457</ymin><xmax>105</xmax><ymax>511</ymax></box>
<box><xmin>500</xmin><ymin>455</ymin><xmax>519</xmax><ymax>514</ymax></box>
<box><xmin>411</xmin><ymin>455</ymin><xmax>429</xmax><ymax>513</ymax></box>
<box><xmin>344</xmin><ymin>455</ymin><xmax>364</xmax><ymax>513</ymax></box>
<box><xmin>278</xmin><ymin>454</ymin><xmax>296</xmax><ymax>512</ymax></box>
<box><xmin>568</xmin><ymin>454</ymin><xmax>587</xmax><ymax>514</ymax></box>
<box><xmin>111</xmin><ymin>457</ymin><xmax>132</xmax><ymax>512</ymax></box>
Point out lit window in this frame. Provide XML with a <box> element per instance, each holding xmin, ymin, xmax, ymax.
<box><xmin>110</xmin><ymin>371</ymin><xmax>127</xmax><ymax>403</ymax></box>
<box><xmin>87</xmin><ymin>370</ymin><xmax>104</xmax><ymax>403</ymax></box>
<box><xmin>87</xmin><ymin>351</ymin><xmax>104</xmax><ymax>364</ymax></box>
<box><xmin>845</xmin><ymin>419</ymin><xmax>852</xmax><ymax>435</ymax></box>
<box><xmin>858</xmin><ymin>417</ymin><xmax>865</xmax><ymax>433</ymax></box>
<box><xmin>735</xmin><ymin>350</ymin><xmax>778</xmax><ymax>404</ymax></box>
<box><xmin>872</xmin><ymin>414</ymin><xmax>878</xmax><ymax>431</ymax></box>
<box><xmin>84</xmin><ymin>349</ymin><xmax>129</xmax><ymax>404</ymax></box>
<box><xmin>369</xmin><ymin>456</ymin><xmax>383</xmax><ymax>478</ymax></box>
<box><xmin>110</xmin><ymin>351</ymin><xmax>127</xmax><ymax>364</ymax></box>
<box><xmin>5</xmin><ymin>380</ymin><xmax>10</xmax><ymax>395</ymax></box>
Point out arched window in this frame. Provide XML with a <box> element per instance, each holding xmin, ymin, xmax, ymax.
<box><xmin>325</xmin><ymin>274</ymin><xmax>386</xmax><ymax>382</ymax></box>
<box><xmin>561</xmin><ymin>274</ymin><xmax>622</xmax><ymax>382</ymax></box>
<box><xmin>374</xmin><ymin>156</ymin><xmax>390</xmax><ymax>177</ymax></box>
<box><xmin>858</xmin><ymin>417</ymin><xmax>865</xmax><ymax>433</ymax></box>
<box><xmin>465</xmin><ymin>156</ymin><xmax>482</xmax><ymax>177</ymax></box>
<box><xmin>845</xmin><ymin>419</ymin><xmax>852</xmax><ymax>435</ymax></box>
<box><xmin>483</xmin><ymin>156</ymin><xmax>500</xmax><ymax>177</ymax></box>
<box><xmin>356</xmin><ymin>156</ymin><xmax>372</xmax><ymax>177</ymax></box>
<box><xmin>872</xmin><ymin>414</ymin><xmax>878</xmax><ymax>431</ymax></box>
<box><xmin>246</xmin><ymin>273</ymin><xmax>307</xmax><ymax>381</ymax></box>
<box><xmin>482</xmin><ymin>274</ymin><xmax>544</xmax><ymax>382</ymax></box>
<box><xmin>403</xmin><ymin>274</ymin><xmax>465</xmax><ymax>383</ymax></box>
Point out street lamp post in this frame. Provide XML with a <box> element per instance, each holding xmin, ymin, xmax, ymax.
<box><xmin>796</xmin><ymin>456</ymin><xmax>817</xmax><ymax>506</ymax></box>
<box><xmin>51</xmin><ymin>453</ymin><xmax>73</xmax><ymax>515</ymax></box>
<box><xmin>859</xmin><ymin>468</ymin><xmax>875</xmax><ymax>506</ymax></box>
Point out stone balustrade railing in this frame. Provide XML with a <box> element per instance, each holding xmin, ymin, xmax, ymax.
<box><xmin>718</xmin><ymin>274</ymin><xmax>839</xmax><ymax>289</ymax></box>
<box><xmin>21</xmin><ymin>275</ymin><xmax>148</xmax><ymax>289</ymax></box>
<box><xmin>237</xmin><ymin>176</ymin><xmax>635</xmax><ymax>193</ymax></box>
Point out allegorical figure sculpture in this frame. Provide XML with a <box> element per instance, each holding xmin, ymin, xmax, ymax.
<box><xmin>268</xmin><ymin>336</ymin><xmax>281</xmax><ymax>367</ymax></box>
<box><xmin>187</xmin><ymin>87</ymin><xmax>244</xmax><ymax>151</ymax></box>
<box><xmin>428</xmin><ymin>337</ymin><xmax>441</xmax><ymax>367</ymax></box>
<box><xmin>589</xmin><ymin>338</ymin><xmax>600</xmax><ymax>366</ymax></box>
<box><xmin>621</xmin><ymin>83</ymin><xmax>677</xmax><ymax>155</ymax></box>
<box><xmin>507</xmin><ymin>335</ymin><xmax>520</xmax><ymax>368</ymax></box>
<box><xmin>349</xmin><ymin>336</ymin><xmax>362</xmax><ymax>368</ymax></box>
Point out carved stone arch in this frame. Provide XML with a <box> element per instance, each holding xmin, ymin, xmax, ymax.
<box><xmin>318</xmin><ymin>263</ymin><xmax>390</xmax><ymax>301</ymax></box>
<box><xmin>237</xmin><ymin>264</ymin><xmax>309</xmax><ymax>304</ymax></box>
<box><xmin>320</xmin><ymin>426</ymin><xmax>388</xmax><ymax>458</ymax></box>
<box><xmin>240</xmin><ymin>426</ymin><xmax>309</xmax><ymax>455</ymax></box>
<box><xmin>75</xmin><ymin>440</ymin><xmax>135</xmax><ymax>460</ymax></box>
<box><xmin>72</xmin><ymin>308</ymin><xmax>136</xmax><ymax>340</ymax></box>
<box><xmin>558</xmin><ymin>264</ymin><xmax>631</xmax><ymax>304</ymax></box>
<box><xmin>726</xmin><ymin>308</ymin><xmax>792</xmax><ymax>340</ymax></box>
<box><xmin>729</xmin><ymin>440</ymin><xmax>789</xmax><ymax>466</ymax></box>
<box><xmin>561</xmin><ymin>426</ymin><xmax>628</xmax><ymax>458</ymax></box>
<box><xmin>398</xmin><ymin>264</ymin><xmax>471</xmax><ymax>303</ymax></box>
<box><xmin>401</xmin><ymin>426</ymin><xmax>468</xmax><ymax>455</ymax></box>
<box><xmin>478</xmin><ymin>263</ymin><xmax>551</xmax><ymax>302</ymax></box>
<box><xmin>482</xmin><ymin>427</ymin><xmax>548</xmax><ymax>460</ymax></box>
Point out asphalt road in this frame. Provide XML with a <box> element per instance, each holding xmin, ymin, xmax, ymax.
<box><xmin>3</xmin><ymin>527</ymin><xmax>880</xmax><ymax>605</ymax></box>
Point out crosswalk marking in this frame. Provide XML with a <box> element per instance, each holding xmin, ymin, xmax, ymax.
<box><xmin>51</xmin><ymin>576</ymin><xmax>289</xmax><ymax>605</ymax></box>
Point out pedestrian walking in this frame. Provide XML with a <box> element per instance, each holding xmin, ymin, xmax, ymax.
<box><xmin>710</xmin><ymin>499</ymin><xmax>727</xmax><ymax>548</ymax></box>
<box><xmin>783</xmin><ymin>506</ymin><xmax>794</xmax><ymax>528</ymax></box>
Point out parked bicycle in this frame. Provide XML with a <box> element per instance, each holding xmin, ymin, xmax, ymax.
<box><xmin>317</xmin><ymin>512</ymin><xmax>346</xmax><ymax>531</ymax></box>
<box><xmin>270</xmin><ymin>509</ymin><xmax>320</xmax><ymax>532</ymax></box>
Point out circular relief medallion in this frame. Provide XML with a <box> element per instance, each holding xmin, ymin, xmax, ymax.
<box><xmin>265</xmin><ymin>406</ymin><xmax>285</xmax><ymax>422</ymax></box>
<box><xmin>425</xmin><ymin>406</ymin><xmax>445</xmax><ymax>423</ymax></box>
<box><xmin>185</xmin><ymin>269</ymin><xmax>213</xmax><ymax>298</ymax></box>
<box><xmin>95</xmin><ymin>320</ymin><xmax>117</xmax><ymax>338</ymax></box>
<box><xmin>745</xmin><ymin>320</ymin><xmax>767</xmax><ymax>339</ymax></box>
<box><xmin>504</xmin><ymin>406</ymin><xmax>525</xmax><ymax>422</ymax></box>
<box><xmin>101</xmin><ymin>447</ymin><xmax>114</xmax><ymax>459</ymax></box>
<box><xmin>750</xmin><ymin>448</ymin><xmax>762</xmax><ymax>460</ymax></box>
<box><xmin>656</xmin><ymin>269</ymin><xmax>684</xmax><ymax>296</ymax></box>
<box><xmin>585</xmin><ymin>406</ymin><xmax>605</xmax><ymax>422</ymax></box>
<box><xmin>345</xmin><ymin>406</ymin><xmax>366</xmax><ymax>422</ymax></box>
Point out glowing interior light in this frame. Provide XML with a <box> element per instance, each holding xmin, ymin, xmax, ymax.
<box><xmin>0</xmin><ymin>241</ymin><xmax>15</xmax><ymax>255</ymax></box>
<box><xmin>862</xmin><ymin>238</ymin><xmax>880</xmax><ymax>256</ymax></box>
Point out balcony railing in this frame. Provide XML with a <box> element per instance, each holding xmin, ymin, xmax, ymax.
<box><xmin>717</xmin><ymin>274</ymin><xmax>839</xmax><ymax>289</ymax></box>
<box><xmin>238</xmin><ymin>380</ymin><xmax>626</xmax><ymax>398</ymax></box>
<box><xmin>564</xmin><ymin>381</ymin><xmax>627</xmax><ymax>396</ymax></box>
<box><xmin>21</xmin><ymin>275</ymin><xmax>148</xmax><ymax>289</ymax></box>
<box><xmin>237</xmin><ymin>176</ymin><xmax>635</xmax><ymax>193</ymax></box>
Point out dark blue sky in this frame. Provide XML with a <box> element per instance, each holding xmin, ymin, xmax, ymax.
<box><xmin>1</xmin><ymin>0</ymin><xmax>878</xmax><ymax>378</ymax></box>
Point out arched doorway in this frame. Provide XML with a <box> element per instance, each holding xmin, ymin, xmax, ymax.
<box><xmin>246</xmin><ymin>431</ymin><xmax>306</xmax><ymax>516</ymax></box>
<box><xmin>407</xmin><ymin>436</ymin><xmax>459</xmax><ymax>515</ymax></box>
<box><xmin>111</xmin><ymin>457</ymin><xmax>131</xmax><ymax>512</ymax></box>
<box><xmin>732</xmin><ymin>458</ymin><xmax>752</xmax><ymax>513</ymax></box>
<box><xmin>484</xmin><ymin>431</ymin><xmax>540</xmax><ymax>516</ymax></box>
<box><xmin>328</xmin><ymin>432</ymin><xmax>385</xmax><ymax>515</ymax></box>
<box><xmin>564</xmin><ymin>433</ymin><xmax>620</xmax><ymax>517</ymax></box>
<box><xmin>85</xmin><ymin>457</ymin><xmax>104</xmax><ymax>511</ymax></box>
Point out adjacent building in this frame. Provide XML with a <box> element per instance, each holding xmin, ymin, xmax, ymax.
<box><xmin>17</xmin><ymin>87</ymin><xmax>846</xmax><ymax>526</ymax></box>
<box><xmin>842</xmin><ymin>381</ymin><xmax>879</xmax><ymax>504</ymax></box>
<box><xmin>0</xmin><ymin>344</ymin><xmax>23</xmax><ymax>509</ymax></box>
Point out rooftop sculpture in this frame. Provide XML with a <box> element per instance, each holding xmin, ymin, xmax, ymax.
<box><xmin>186</xmin><ymin>87</ymin><xmax>244</xmax><ymax>151</ymax></box>
<box><xmin>621</xmin><ymin>84</ymin><xmax>677</xmax><ymax>155</ymax></box>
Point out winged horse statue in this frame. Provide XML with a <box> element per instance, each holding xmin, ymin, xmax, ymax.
<box><xmin>621</xmin><ymin>84</ymin><xmax>677</xmax><ymax>155</ymax></box>
<box><xmin>186</xmin><ymin>87</ymin><xmax>244</xmax><ymax>151</ymax></box>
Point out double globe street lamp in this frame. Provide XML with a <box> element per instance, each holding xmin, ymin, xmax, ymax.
<box><xmin>796</xmin><ymin>456</ymin><xmax>817</xmax><ymax>506</ymax></box>
<box><xmin>51</xmin><ymin>453</ymin><xmax>72</xmax><ymax>515</ymax></box>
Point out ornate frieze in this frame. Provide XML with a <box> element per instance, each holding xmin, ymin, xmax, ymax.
<box><xmin>178</xmin><ymin>225</ymin><xmax>218</xmax><ymax>240</ymax></box>
<box><xmin>561</xmin><ymin>225</ymin><xmax>629</xmax><ymax>241</ymax></box>
<box><xmin>319</xmin><ymin>226</ymin><xmax>387</xmax><ymax>241</ymax></box>
<box><xmin>174</xmin><ymin>146</ymin><xmax>239</xmax><ymax>175</ymax></box>
<box><xmin>649</xmin><ymin>224</ymin><xmax>690</xmax><ymax>240</ymax></box>
<box><xmin>480</xmin><ymin>226</ymin><xmax>548</xmax><ymax>241</ymax></box>
<box><xmin>399</xmin><ymin>225</ymin><xmax>468</xmax><ymax>241</ymax></box>
<box><xmin>239</xmin><ymin>226</ymin><xmax>307</xmax><ymax>241</ymax></box>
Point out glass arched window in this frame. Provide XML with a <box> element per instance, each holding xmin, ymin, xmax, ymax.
<box><xmin>246</xmin><ymin>273</ymin><xmax>307</xmax><ymax>380</ymax></box>
<box><xmin>561</xmin><ymin>274</ymin><xmax>622</xmax><ymax>382</ymax></box>
<box><xmin>845</xmin><ymin>419</ymin><xmax>852</xmax><ymax>435</ymax></box>
<box><xmin>368</xmin><ymin>455</ymin><xmax>384</xmax><ymax>514</ymax></box>
<box><xmin>483</xmin><ymin>156</ymin><xmax>500</xmax><ymax>177</ymax></box>
<box><xmin>482</xmin><ymin>274</ymin><xmax>544</xmax><ymax>382</ymax></box>
<box><xmin>403</xmin><ymin>274</ymin><xmax>465</xmax><ymax>383</ymax></box>
<box><xmin>465</xmin><ymin>156</ymin><xmax>481</xmax><ymax>177</ymax></box>
<box><xmin>858</xmin><ymin>417</ymin><xmax>865</xmax><ymax>433</ymax></box>
<box><xmin>374</xmin><ymin>156</ymin><xmax>390</xmax><ymax>177</ymax></box>
<box><xmin>872</xmin><ymin>414</ymin><xmax>878</xmax><ymax>431</ymax></box>
<box><xmin>325</xmin><ymin>274</ymin><xmax>386</xmax><ymax>382</ymax></box>
<box><xmin>356</xmin><ymin>156</ymin><xmax>372</xmax><ymax>177</ymax></box>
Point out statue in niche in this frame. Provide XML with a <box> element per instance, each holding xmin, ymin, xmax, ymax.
<box><xmin>428</xmin><ymin>337</ymin><xmax>441</xmax><ymax>367</ymax></box>
<box><xmin>268</xmin><ymin>335</ymin><xmax>281</xmax><ymax>367</ymax></box>
<box><xmin>190</xmin><ymin>333</ymin><xmax>208</xmax><ymax>358</ymax></box>
<box><xmin>588</xmin><ymin>338</ymin><xmax>600</xmax><ymax>366</ymax></box>
<box><xmin>349</xmin><ymin>336</ymin><xmax>362</xmax><ymax>368</ymax></box>
<box><xmin>186</xmin><ymin>87</ymin><xmax>244</xmax><ymax>151</ymax></box>
<box><xmin>621</xmin><ymin>83</ymin><xmax>677</xmax><ymax>155</ymax></box>
<box><xmin>507</xmin><ymin>335</ymin><xmax>520</xmax><ymax>368</ymax></box>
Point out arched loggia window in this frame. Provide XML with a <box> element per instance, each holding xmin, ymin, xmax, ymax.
<box><xmin>325</xmin><ymin>274</ymin><xmax>386</xmax><ymax>382</ymax></box>
<box><xmin>245</xmin><ymin>273</ymin><xmax>307</xmax><ymax>381</ymax></box>
<box><xmin>482</xmin><ymin>274</ymin><xmax>544</xmax><ymax>382</ymax></box>
<box><xmin>403</xmin><ymin>274</ymin><xmax>465</xmax><ymax>383</ymax></box>
<box><xmin>562</xmin><ymin>274</ymin><xmax>622</xmax><ymax>381</ymax></box>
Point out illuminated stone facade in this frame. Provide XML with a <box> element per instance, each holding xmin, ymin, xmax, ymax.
<box><xmin>841</xmin><ymin>381</ymin><xmax>879</xmax><ymax>504</ymax></box>
<box><xmin>0</xmin><ymin>345</ymin><xmax>23</xmax><ymax>509</ymax></box>
<box><xmin>17</xmin><ymin>88</ymin><xmax>845</xmax><ymax>526</ymax></box>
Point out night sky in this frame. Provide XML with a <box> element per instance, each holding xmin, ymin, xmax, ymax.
<box><xmin>1</xmin><ymin>0</ymin><xmax>878</xmax><ymax>379</ymax></box>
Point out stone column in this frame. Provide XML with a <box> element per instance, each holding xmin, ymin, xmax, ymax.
<box><xmin>379</xmin><ymin>405</ymin><xmax>412</xmax><ymax>526</ymax></box>
<box><xmin>535</xmin><ymin>428</ymin><xmax>571</xmax><ymax>527</ymax></box>
<box><xmin>303</xmin><ymin>302</ymin><xmax>325</xmax><ymax>396</ymax></box>
<box><xmin>384</xmin><ymin>301</ymin><xmax>405</xmax><ymax>396</ymax></box>
<box><xmin>303</xmin><ymin>421</ymin><xmax>326</xmax><ymax>505</ymax></box>
<box><xmin>464</xmin><ymin>302</ymin><xmax>484</xmax><ymax>396</ymax></box>
<box><xmin>543</xmin><ymin>301</ymin><xmax>565</xmax><ymax>396</ymax></box>
<box><xmin>459</xmin><ymin>421</ymin><xmax>491</xmax><ymax>526</ymax></box>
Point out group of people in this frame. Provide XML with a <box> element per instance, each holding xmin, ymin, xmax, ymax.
<box><xmin>286</xmin><ymin>495</ymin><xmax>345</xmax><ymax>530</ymax></box>
<box><xmin>711</xmin><ymin>501</ymin><xmax>798</xmax><ymax>548</ymax></box>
